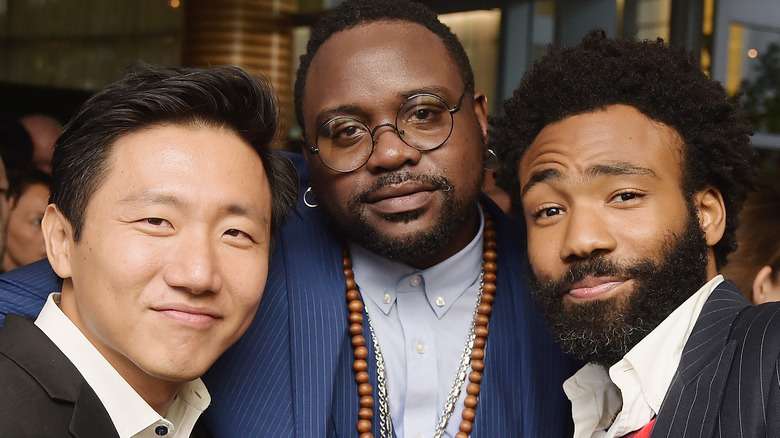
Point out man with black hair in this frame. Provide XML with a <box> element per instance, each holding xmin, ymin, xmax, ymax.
<box><xmin>0</xmin><ymin>65</ymin><xmax>298</xmax><ymax>436</ymax></box>
<box><xmin>0</xmin><ymin>1</ymin><xmax>574</xmax><ymax>437</ymax></box>
<box><xmin>491</xmin><ymin>30</ymin><xmax>778</xmax><ymax>437</ymax></box>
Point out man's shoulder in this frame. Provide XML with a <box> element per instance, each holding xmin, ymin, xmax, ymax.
<box><xmin>0</xmin><ymin>260</ymin><xmax>61</xmax><ymax>327</ymax></box>
<box><xmin>0</xmin><ymin>315</ymin><xmax>78</xmax><ymax>430</ymax></box>
<box><xmin>0</xmin><ymin>314</ymin><xmax>79</xmax><ymax>392</ymax></box>
<box><xmin>0</xmin><ymin>314</ymin><xmax>120</xmax><ymax>437</ymax></box>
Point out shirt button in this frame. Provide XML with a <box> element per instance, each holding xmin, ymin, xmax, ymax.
<box><xmin>410</xmin><ymin>275</ymin><xmax>422</xmax><ymax>287</ymax></box>
<box><xmin>155</xmin><ymin>425</ymin><xmax>169</xmax><ymax>436</ymax></box>
<box><xmin>415</xmin><ymin>341</ymin><xmax>427</xmax><ymax>354</ymax></box>
<box><xmin>383</xmin><ymin>293</ymin><xmax>392</xmax><ymax>304</ymax></box>
<box><xmin>435</xmin><ymin>296</ymin><xmax>446</xmax><ymax>307</ymax></box>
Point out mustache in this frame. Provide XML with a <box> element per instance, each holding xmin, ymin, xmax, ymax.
<box><xmin>356</xmin><ymin>171</ymin><xmax>452</xmax><ymax>203</ymax></box>
<box><xmin>537</xmin><ymin>255</ymin><xmax>655</xmax><ymax>296</ymax></box>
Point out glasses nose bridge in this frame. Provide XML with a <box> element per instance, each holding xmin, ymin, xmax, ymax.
<box><xmin>369</xmin><ymin>121</ymin><xmax>404</xmax><ymax>146</ymax></box>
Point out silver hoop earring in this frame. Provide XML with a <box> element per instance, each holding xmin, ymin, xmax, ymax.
<box><xmin>303</xmin><ymin>186</ymin><xmax>318</xmax><ymax>208</ymax></box>
<box><xmin>484</xmin><ymin>148</ymin><xmax>498</xmax><ymax>171</ymax></box>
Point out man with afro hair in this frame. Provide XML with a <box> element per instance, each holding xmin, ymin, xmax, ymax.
<box><xmin>491</xmin><ymin>29</ymin><xmax>780</xmax><ymax>437</ymax></box>
<box><xmin>0</xmin><ymin>1</ymin><xmax>576</xmax><ymax>437</ymax></box>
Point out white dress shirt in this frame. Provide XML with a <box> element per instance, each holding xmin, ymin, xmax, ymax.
<box><xmin>350</xmin><ymin>210</ymin><xmax>484</xmax><ymax>438</ymax></box>
<box><xmin>564</xmin><ymin>275</ymin><xmax>725</xmax><ymax>438</ymax></box>
<box><xmin>35</xmin><ymin>293</ymin><xmax>210</xmax><ymax>438</ymax></box>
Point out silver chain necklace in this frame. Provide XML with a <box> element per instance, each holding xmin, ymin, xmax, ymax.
<box><xmin>364</xmin><ymin>272</ymin><xmax>484</xmax><ymax>438</ymax></box>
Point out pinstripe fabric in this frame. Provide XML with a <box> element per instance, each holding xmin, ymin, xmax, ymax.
<box><xmin>0</xmin><ymin>153</ymin><xmax>575</xmax><ymax>437</ymax></box>
<box><xmin>651</xmin><ymin>281</ymin><xmax>780</xmax><ymax>438</ymax></box>
<box><xmin>0</xmin><ymin>259</ymin><xmax>61</xmax><ymax>327</ymax></box>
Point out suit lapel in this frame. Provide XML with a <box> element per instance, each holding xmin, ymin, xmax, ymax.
<box><xmin>70</xmin><ymin>380</ymin><xmax>120</xmax><ymax>438</ymax></box>
<box><xmin>0</xmin><ymin>315</ymin><xmax>119</xmax><ymax>438</ymax></box>
<box><xmin>651</xmin><ymin>282</ymin><xmax>750</xmax><ymax>438</ymax></box>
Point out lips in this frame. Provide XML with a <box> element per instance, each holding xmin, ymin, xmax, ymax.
<box><xmin>362</xmin><ymin>181</ymin><xmax>437</xmax><ymax>215</ymax></box>
<box><xmin>152</xmin><ymin>303</ymin><xmax>221</xmax><ymax>327</ymax></box>
<box><xmin>568</xmin><ymin>275</ymin><xmax>627</xmax><ymax>300</ymax></box>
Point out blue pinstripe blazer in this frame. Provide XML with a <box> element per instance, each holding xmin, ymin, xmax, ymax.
<box><xmin>650</xmin><ymin>280</ymin><xmax>780</xmax><ymax>438</ymax></box>
<box><xmin>0</xmin><ymin>153</ymin><xmax>575</xmax><ymax>437</ymax></box>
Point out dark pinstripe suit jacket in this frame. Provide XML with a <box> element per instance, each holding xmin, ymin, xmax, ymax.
<box><xmin>651</xmin><ymin>280</ymin><xmax>780</xmax><ymax>438</ymax></box>
<box><xmin>0</xmin><ymin>153</ymin><xmax>575</xmax><ymax>437</ymax></box>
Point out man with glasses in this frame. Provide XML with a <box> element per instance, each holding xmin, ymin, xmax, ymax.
<box><xmin>0</xmin><ymin>1</ymin><xmax>574</xmax><ymax>437</ymax></box>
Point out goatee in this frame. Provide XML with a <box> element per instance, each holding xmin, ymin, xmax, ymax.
<box><xmin>322</xmin><ymin>170</ymin><xmax>482</xmax><ymax>264</ymax></box>
<box><xmin>529</xmin><ymin>208</ymin><xmax>709</xmax><ymax>367</ymax></box>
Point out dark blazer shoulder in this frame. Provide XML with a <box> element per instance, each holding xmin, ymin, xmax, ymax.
<box><xmin>717</xmin><ymin>290</ymin><xmax>780</xmax><ymax>437</ymax></box>
<box><xmin>0</xmin><ymin>314</ymin><xmax>118</xmax><ymax>437</ymax></box>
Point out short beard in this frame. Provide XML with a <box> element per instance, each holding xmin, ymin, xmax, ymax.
<box><xmin>323</xmin><ymin>170</ymin><xmax>481</xmax><ymax>264</ymax></box>
<box><xmin>528</xmin><ymin>208</ymin><xmax>709</xmax><ymax>367</ymax></box>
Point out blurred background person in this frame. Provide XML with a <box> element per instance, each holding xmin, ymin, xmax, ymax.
<box><xmin>0</xmin><ymin>117</ymin><xmax>31</xmax><ymax>266</ymax></box>
<box><xmin>19</xmin><ymin>114</ymin><xmax>61</xmax><ymax>175</ymax></box>
<box><xmin>3</xmin><ymin>168</ymin><xmax>51</xmax><ymax>272</ymax></box>
<box><xmin>0</xmin><ymin>117</ymin><xmax>34</xmax><ymax>181</ymax></box>
<box><xmin>722</xmin><ymin>187</ymin><xmax>780</xmax><ymax>304</ymax></box>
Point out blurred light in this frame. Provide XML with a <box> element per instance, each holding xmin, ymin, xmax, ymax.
<box><xmin>748</xmin><ymin>48</ymin><xmax>758</xmax><ymax>58</ymax></box>
<box><xmin>170</xmin><ymin>0</ymin><xmax>180</xmax><ymax>8</ymax></box>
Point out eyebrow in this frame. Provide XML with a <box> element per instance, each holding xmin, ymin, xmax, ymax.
<box><xmin>521</xmin><ymin>162</ymin><xmax>659</xmax><ymax>197</ymax></box>
<box><xmin>314</xmin><ymin>86</ymin><xmax>456</xmax><ymax>127</ymax></box>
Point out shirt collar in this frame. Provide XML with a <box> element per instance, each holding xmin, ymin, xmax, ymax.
<box><xmin>349</xmin><ymin>207</ymin><xmax>484</xmax><ymax>319</ymax></box>
<box><xmin>564</xmin><ymin>275</ymin><xmax>724</xmax><ymax>438</ymax></box>
<box><xmin>35</xmin><ymin>293</ymin><xmax>210</xmax><ymax>438</ymax></box>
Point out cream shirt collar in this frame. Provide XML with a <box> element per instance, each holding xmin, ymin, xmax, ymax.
<box><xmin>563</xmin><ymin>275</ymin><xmax>724</xmax><ymax>438</ymax></box>
<box><xmin>35</xmin><ymin>293</ymin><xmax>210</xmax><ymax>438</ymax></box>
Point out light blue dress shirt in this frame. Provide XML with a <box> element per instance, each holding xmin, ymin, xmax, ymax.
<box><xmin>349</xmin><ymin>211</ymin><xmax>484</xmax><ymax>438</ymax></box>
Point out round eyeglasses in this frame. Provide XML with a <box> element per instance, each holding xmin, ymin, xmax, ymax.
<box><xmin>309</xmin><ymin>92</ymin><xmax>465</xmax><ymax>173</ymax></box>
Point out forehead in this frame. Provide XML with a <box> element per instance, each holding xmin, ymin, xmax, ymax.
<box><xmin>99</xmin><ymin>124</ymin><xmax>267</xmax><ymax>195</ymax></box>
<box><xmin>303</xmin><ymin>21</ymin><xmax>463</xmax><ymax>125</ymax></box>
<box><xmin>519</xmin><ymin>105</ymin><xmax>684</xmax><ymax>189</ymax></box>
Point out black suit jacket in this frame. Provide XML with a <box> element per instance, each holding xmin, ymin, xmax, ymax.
<box><xmin>0</xmin><ymin>314</ymin><xmax>211</xmax><ymax>438</ymax></box>
<box><xmin>0</xmin><ymin>314</ymin><xmax>119</xmax><ymax>437</ymax></box>
<box><xmin>652</xmin><ymin>280</ymin><xmax>780</xmax><ymax>437</ymax></box>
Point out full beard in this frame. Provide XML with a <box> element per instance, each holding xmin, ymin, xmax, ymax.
<box><xmin>529</xmin><ymin>208</ymin><xmax>710</xmax><ymax>367</ymax></box>
<box><xmin>324</xmin><ymin>169</ymin><xmax>482</xmax><ymax>264</ymax></box>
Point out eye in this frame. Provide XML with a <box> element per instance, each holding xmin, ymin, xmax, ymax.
<box><xmin>402</xmin><ymin>104</ymin><xmax>445</xmax><ymax>126</ymax></box>
<box><xmin>321</xmin><ymin>118</ymin><xmax>368</xmax><ymax>148</ymax></box>
<box><xmin>532</xmin><ymin>206</ymin><xmax>564</xmax><ymax>219</ymax></box>
<box><xmin>224</xmin><ymin>228</ymin><xmax>255</xmax><ymax>242</ymax></box>
<box><xmin>145</xmin><ymin>218</ymin><xmax>166</xmax><ymax>226</ymax></box>
<box><xmin>610</xmin><ymin>190</ymin><xmax>644</xmax><ymax>203</ymax></box>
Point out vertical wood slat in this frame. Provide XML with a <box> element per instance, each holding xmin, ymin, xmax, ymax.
<box><xmin>183</xmin><ymin>0</ymin><xmax>298</xmax><ymax>143</ymax></box>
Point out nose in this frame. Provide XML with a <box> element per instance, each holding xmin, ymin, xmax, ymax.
<box><xmin>559</xmin><ymin>206</ymin><xmax>617</xmax><ymax>262</ymax></box>
<box><xmin>365</xmin><ymin>122</ymin><xmax>422</xmax><ymax>172</ymax></box>
<box><xmin>163</xmin><ymin>234</ymin><xmax>223</xmax><ymax>295</ymax></box>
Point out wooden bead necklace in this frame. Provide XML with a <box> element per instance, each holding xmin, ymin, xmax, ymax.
<box><xmin>343</xmin><ymin>205</ymin><xmax>498</xmax><ymax>438</ymax></box>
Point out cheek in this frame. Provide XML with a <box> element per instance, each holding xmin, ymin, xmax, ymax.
<box><xmin>526</xmin><ymin>229</ymin><xmax>560</xmax><ymax>275</ymax></box>
<box><xmin>222</xmin><ymin>251</ymin><xmax>270</xmax><ymax>309</ymax></box>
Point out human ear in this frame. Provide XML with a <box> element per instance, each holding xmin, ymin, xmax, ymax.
<box><xmin>694</xmin><ymin>187</ymin><xmax>726</xmax><ymax>247</ymax></box>
<box><xmin>752</xmin><ymin>265</ymin><xmax>780</xmax><ymax>305</ymax></box>
<box><xmin>41</xmin><ymin>204</ymin><xmax>74</xmax><ymax>279</ymax></box>
<box><xmin>472</xmin><ymin>90</ymin><xmax>489</xmax><ymax>143</ymax></box>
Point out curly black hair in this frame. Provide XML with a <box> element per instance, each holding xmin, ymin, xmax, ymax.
<box><xmin>293</xmin><ymin>0</ymin><xmax>474</xmax><ymax>138</ymax></box>
<box><xmin>491</xmin><ymin>29</ymin><xmax>757</xmax><ymax>269</ymax></box>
